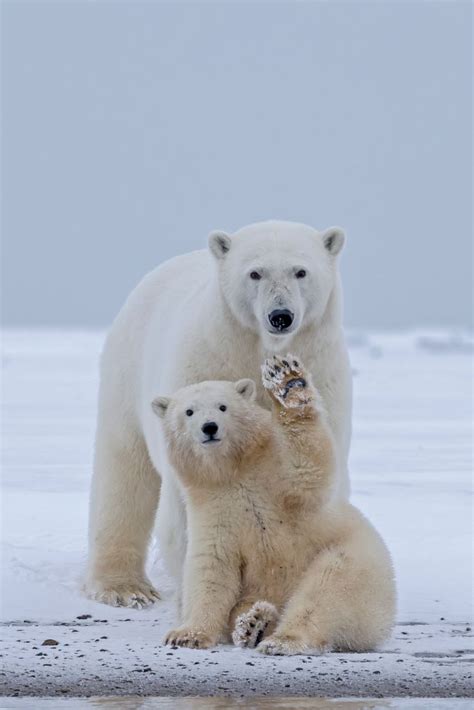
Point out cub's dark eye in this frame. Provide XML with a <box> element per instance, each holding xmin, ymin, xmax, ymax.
<box><xmin>296</xmin><ymin>269</ymin><xmax>307</xmax><ymax>279</ymax></box>
<box><xmin>250</xmin><ymin>271</ymin><xmax>261</xmax><ymax>280</ymax></box>
<box><xmin>219</xmin><ymin>405</ymin><xmax>227</xmax><ymax>412</ymax></box>
<box><xmin>186</xmin><ymin>409</ymin><xmax>194</xmax><ymax>417</ymax></box>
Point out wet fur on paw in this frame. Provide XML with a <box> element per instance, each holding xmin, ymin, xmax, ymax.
<box><xmin>232</xmin><ymin>601</ymin><xmax>278</xmax><ymax>648</ymax></box>
<box><xmin>83</xmin><ymin>579</ymin><xmax>160</xmax><ymax>609</ymax></box>
<box><xmin>164</xmin><ymin>627</ymin><xmax>214</xmax><ymax>649</ymax></box>
<box><xmin>262</xmin><ymin>354</ymin><xmax>311</xmax><ymax>408</ymax></box>
<box><xmin>257</xmin><ymin>633</ymin><xmax>327</xmax><ymax>656</ymax></box>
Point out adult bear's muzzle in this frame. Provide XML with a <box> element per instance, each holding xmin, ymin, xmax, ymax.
<box><xmin>268</xmin><ymin>309</ymin><xmax>294</xmax><ymax>332</ymax></box>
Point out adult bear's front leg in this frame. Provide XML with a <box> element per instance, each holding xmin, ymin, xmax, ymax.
<box><xmin>83</xmin><ymin>428</ymin><xmax>161</xmax><ymax>608</ymax></box>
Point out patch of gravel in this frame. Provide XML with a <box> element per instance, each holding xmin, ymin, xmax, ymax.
<box><xmin>0</xmin><ymin>620</ymin><xmax>472</xmax><ymax>698</ymax></box>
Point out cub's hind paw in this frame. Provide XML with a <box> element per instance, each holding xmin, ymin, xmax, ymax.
<box><xmin>232</xmin><ymin>601</ymin><xmax>278</xmax><ymax>648</ymax></box>
<box><xmin>262</xmin><ymin>354</ymin><xmax>311</xmax><ymax>409</ymax></box>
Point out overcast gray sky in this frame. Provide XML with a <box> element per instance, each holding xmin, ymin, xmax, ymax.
<box><xmin>2</xmin><ymin>1</ymin><xmax>472</xmax><ymax>329</ymax></box>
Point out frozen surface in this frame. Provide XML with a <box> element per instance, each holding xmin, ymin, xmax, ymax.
<box><xmin>1</xmin><ymin>697</ymin><xmax>474</xmax><ymax>709</ymax></box>
<box><xmin>1</xmin><ymin>329</ymin><xmax>472</xmax><ymax>697</ymax></box>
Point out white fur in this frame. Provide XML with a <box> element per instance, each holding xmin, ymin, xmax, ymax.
<box><xmin>160</xmin><ymin>360</ymin><xmax>395</xmax><ymax>653</ymax></box>
<box><xmin>84</xmin><ymin>220</ymin><xmax>352</xmax><ymax>606</ymax></box>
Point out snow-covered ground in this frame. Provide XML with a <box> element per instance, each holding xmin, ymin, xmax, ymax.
<box><xmin>1</xmin><ymin>329</ymin><xmax>473</xmax><ymax>698</ymax></box>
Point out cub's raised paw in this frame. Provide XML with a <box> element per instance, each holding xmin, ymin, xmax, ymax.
<box><xmin>164</xmin><ymin>627</ymin><xmax>215</xmax><ymax>649</ymax></box>
<box><xmin>232</xmin><ymin>601</ymin><xmax>278</xmax><ymax>648</ymax></box>
<box><xmin>262</xmin><ymin>354</ymin><xmax>311</xmax><ymax>409</ymax></box>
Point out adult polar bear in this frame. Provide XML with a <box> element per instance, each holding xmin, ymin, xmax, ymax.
<box><xmin>85</xmin><ymin>220</ymin><xmax>352</xmax><ymax>608</ymax></box>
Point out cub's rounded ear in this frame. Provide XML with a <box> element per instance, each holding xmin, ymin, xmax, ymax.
<box><xmin>151</xmin><ymin>396</ymin><xmax>170</xmax><ymax>418</ymax></box>
<box><xmin>235</xmin><ymin>378</ymin><xmax>257</xmax><ymax>401</ymax></box>
<box><xmin>321</xmin><ymin>227</ymin><xmax>346</xmax><ymax>256</ymax></box>
<box><xmin>209</xmin><ymin>230</ymin><xmax>231</xmax><ymax>260</ymax></box>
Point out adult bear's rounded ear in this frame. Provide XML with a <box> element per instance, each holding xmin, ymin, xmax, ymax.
<box><xmin>321</xmin><ymin>227</ymin><xmax>346</xmax><ymax>256</ymax></box>
<box><xmin>151</xmin><ymin>396</ymin><xmax>170</xmax><ymax>418</ymax></box>
<box><xmin>235</xmin><ymin>378</ymin><xmax>257</xmax><ymax>401</ymax></box>
<box><xmin>209</xmin><ymin>230</ymin><xmax>231</xmax><ymax>259</ymax></box>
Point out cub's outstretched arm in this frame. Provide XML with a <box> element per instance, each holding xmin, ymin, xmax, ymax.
<box><xmin>262</xmin><ymin>355</ymin><xmax>337</xmax><ymax>501</ymax></box>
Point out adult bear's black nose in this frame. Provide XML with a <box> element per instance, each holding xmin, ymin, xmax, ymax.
<box><xmin>269</xmin><ymin>309</ymin><xmax>294</xmax><ymax>331</ymax></box>
<box><xmin>202</xmin><ymin>421</ymin><xmax>219</xmax><ymax>437</ymax></box>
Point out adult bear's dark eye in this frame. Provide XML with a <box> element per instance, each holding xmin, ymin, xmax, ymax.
<box><xmin>186</xmin><ymin>409</ymin><xmax>194</xmax><ymax>417</ymax></box>
<box><xmin>296</xmin><ymin>269</ymin><xmax>307</xmax><ymax>279</ymax></box>
<box><xmin>250</xmin><ymin>271</ymin><xmax>261</xmax><ymax>280</ymax></box>
<box><xmin>219</xmin><ymin>405</ymin><xmax>227</xmax><ymax>412</ymax></box>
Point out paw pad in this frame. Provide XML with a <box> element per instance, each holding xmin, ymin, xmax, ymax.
<box><xmin>232</xmin><ymin>601</ymin><xmax>278</xmax><ymax>648</ymax></box>
<box><xmin>261</xmin><ymin>355</ymin><xmax>310</xmax><ymax>408</ymax></box>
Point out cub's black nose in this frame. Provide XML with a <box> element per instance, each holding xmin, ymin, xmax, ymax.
<box><xmin>269</xmin><ymin>309</ymin><xmax>294</xmax><ymax>331</ymax></box>
<box><xmin>202</xmin><ymin>421</ymin><xmax>219</xmax><ymax>437</ymax></box>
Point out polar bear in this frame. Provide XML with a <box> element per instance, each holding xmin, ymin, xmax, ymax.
<box><xmin>154</xmin><ymin>356</ymin><xmax>395</xmax><ymax>654</ymax></box>
<box><xmin>84</xmin><ymin>221</ymin><xmax>353</xmax><ymax>607</ymax></box>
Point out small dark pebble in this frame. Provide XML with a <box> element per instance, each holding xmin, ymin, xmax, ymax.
<box><xmin>76</xmin><ymin>614</ymin><xmax>92</xmax><ymax>620</ymax></box>
<box><xmin>42</xmin><ymin>639</ymin><xmax>59</xmax><ymax>646</ymax></box>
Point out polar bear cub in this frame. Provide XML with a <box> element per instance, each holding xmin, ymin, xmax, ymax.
<box><xmin>153</xmin><ymin>356</ymin><xmax>396</xmax><ymax>655</ymax></box>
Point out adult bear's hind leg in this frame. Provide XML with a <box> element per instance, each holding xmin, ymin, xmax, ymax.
<box><xmin>84</xmin><ymin>427</ymin><xmax>161</xmax><ymax>608</ymax></box>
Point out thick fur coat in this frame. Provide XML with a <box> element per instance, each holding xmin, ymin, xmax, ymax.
<box><xmin>156</xmin><ymin>357</ymin><xmax>395</xmax><ymax>655</ymax></box>
<box><xmin>85</xmin><ymin>221</ymin><xmax>353</xmax><ymax>608</ymax></box>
